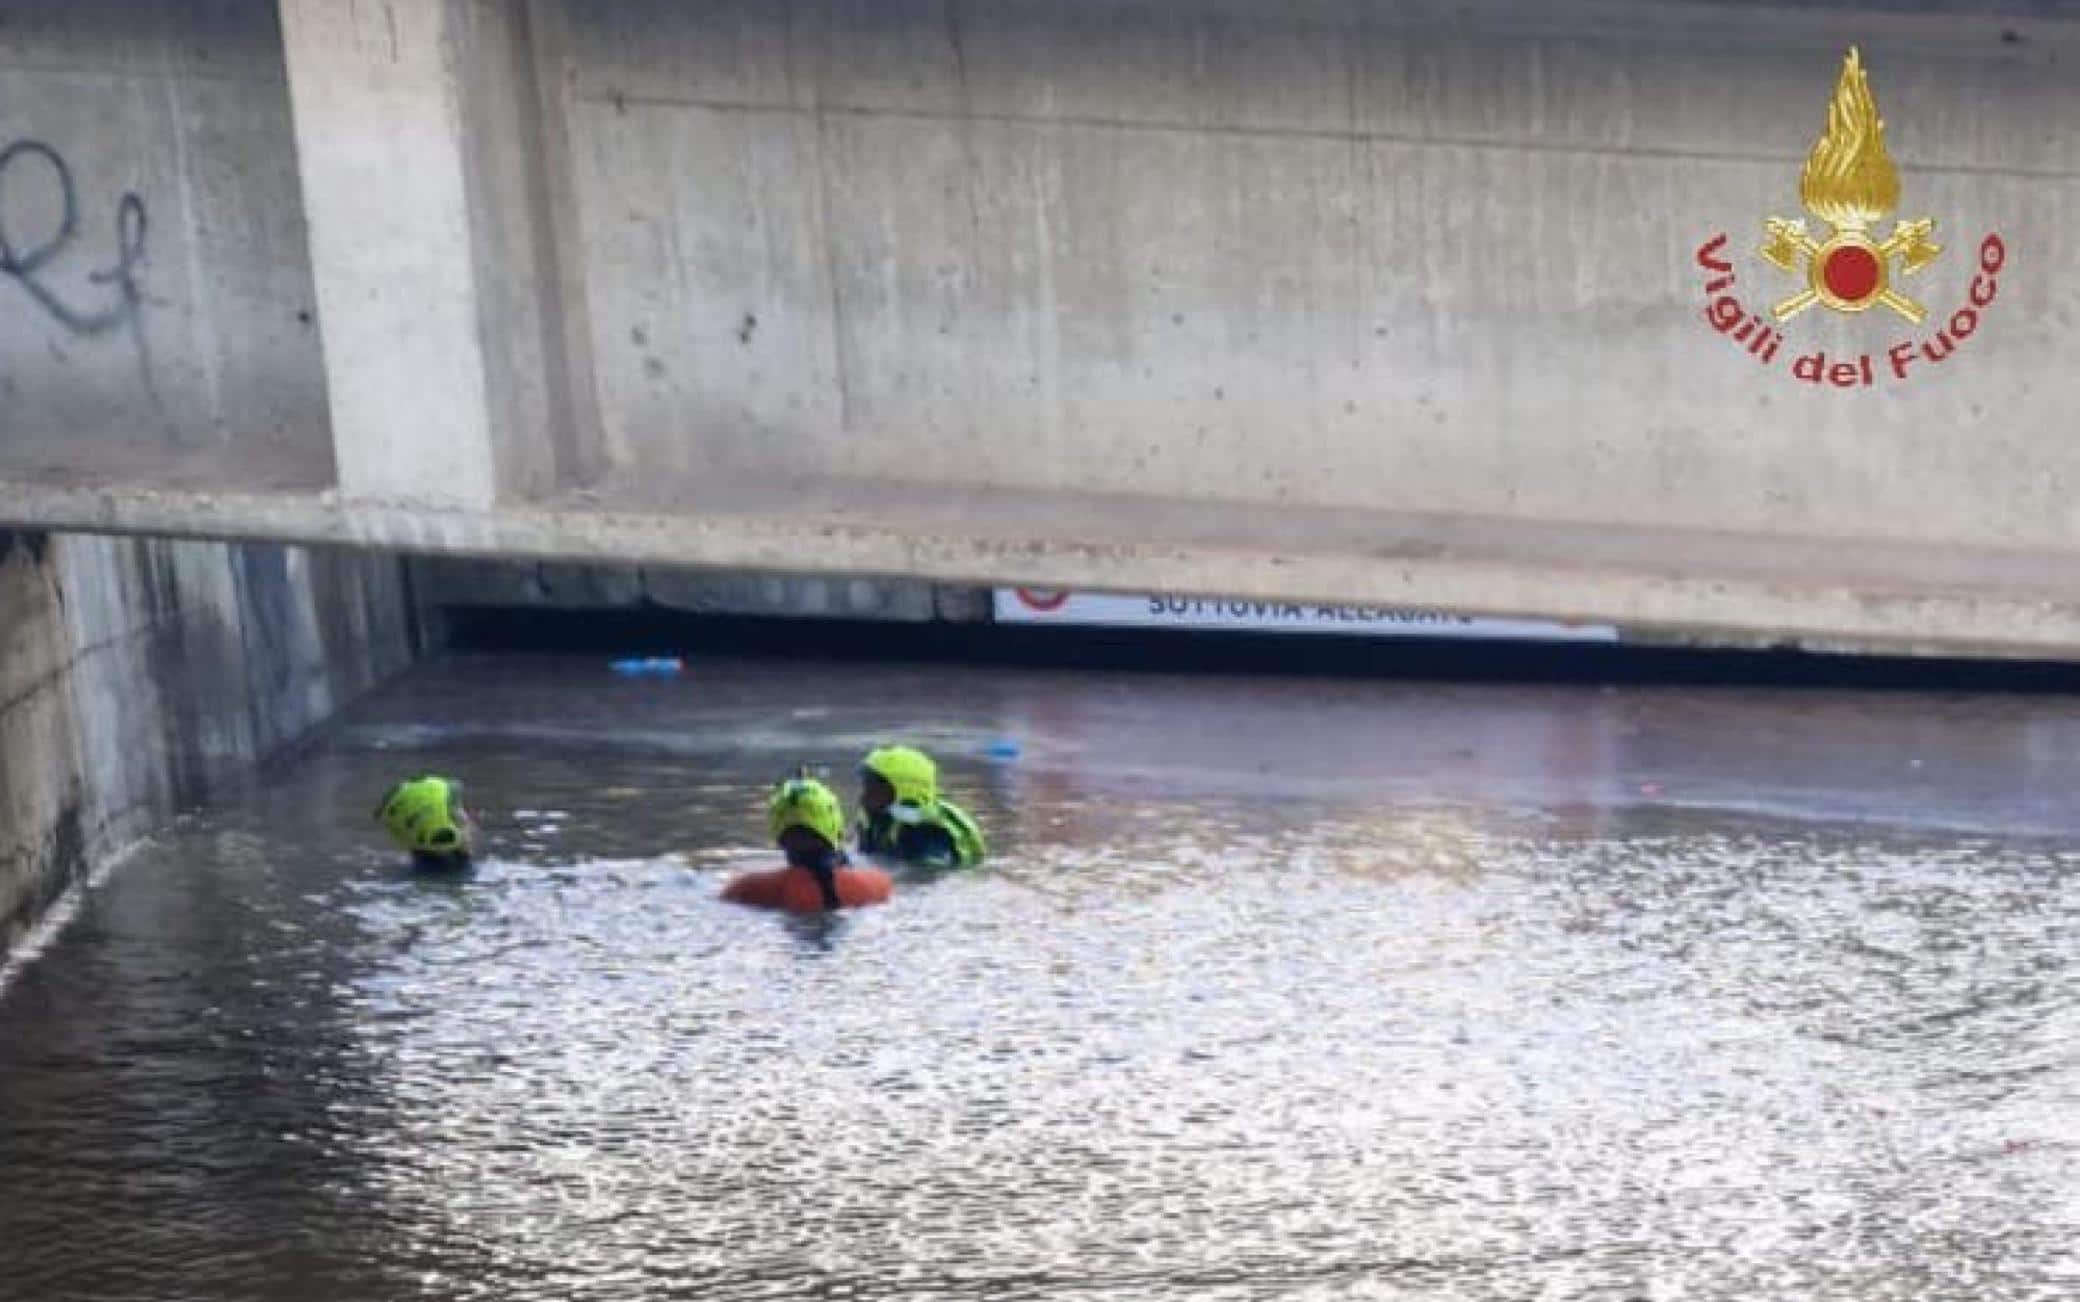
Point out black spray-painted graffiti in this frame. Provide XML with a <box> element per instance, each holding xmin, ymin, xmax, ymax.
<box><xmin>0</xmin><ymin>139</ymin><xmax>148</xmax><ymax>336</ymax></box>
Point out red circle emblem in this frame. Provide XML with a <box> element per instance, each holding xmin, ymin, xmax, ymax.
<box><xmin>1014</xmin><ymin>588</ymin><xmax>1069</xmax><ymax>612</ymax></box>
<box><xmin>1820</xmin><ymin>245</ymin><xmax>1881</xmax><ymax>304</ymax></box>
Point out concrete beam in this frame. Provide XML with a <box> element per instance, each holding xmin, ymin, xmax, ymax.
<box><xmin>11</xmin><ymin>0</ymin><xmax>2080</xmax><ymax>662</ymax></box>
<box><xmin>18</xmin><ymin>479</ymin><xmax>2080</xmax><ymax>662</ymax></box>
<box><xmin>278</xmin><ymin>0</ymin><xmax>571</xmax><ymax>508</ymax></box>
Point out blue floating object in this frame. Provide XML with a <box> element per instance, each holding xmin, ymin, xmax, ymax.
<box><xmin>610</xmin><ymin>657</ymin><xmax>684</xmax><ymax>676</ymax></box>
<box><xmin>986</xmin><ymin>739</ymin><xmax>1023</xmax><ymax>760</ymax></box>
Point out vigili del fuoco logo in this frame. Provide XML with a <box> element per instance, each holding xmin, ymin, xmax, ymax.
<box><xmin>1695</xmin><ymin>48</ymin><xmax>2006</xmax><ymax>389</ymax></box>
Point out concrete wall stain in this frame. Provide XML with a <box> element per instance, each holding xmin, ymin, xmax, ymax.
<box><xmin>0</xmin><ymin>530</ymin><xmax>50</xmax><ymax>567</ymax></box>
<box><xmin>2</xmin><ymin>536</ymin><xmax>426</xmax><ymax>958</ymax></box>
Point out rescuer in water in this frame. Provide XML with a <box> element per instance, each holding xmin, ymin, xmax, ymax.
<box><xmin>855</xmin><ymin>746</ymin><xmax>986</xmax><ymax>868</ymax></box>
<box><xmin>375</xmin><ymin>774</ymin><xmax>477</xmax><ymax>869</ymax></box>
<box><xmin>723</xmin><ymin>773</ymin><xmax>893</xmax><ymax>912</ymax></box>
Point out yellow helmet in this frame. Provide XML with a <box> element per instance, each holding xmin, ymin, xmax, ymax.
<box><xmin>376</xmin><ymin>775</ymin><xmax>472</xmax><ymax>857</ymax></box>
<box><xmin>861</xmin><ymin>746</ymin><xmax>939</xmax><ymax>808</ymax></box>
<box><xmin>768</xmin><ymin>775</ymin><xmax>846</xmax><ymax>849</ymax></box>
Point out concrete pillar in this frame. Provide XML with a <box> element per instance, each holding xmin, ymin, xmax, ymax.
<box><xmin>278</xmin><ymin>0</ymin><xmax>570</xmax><ymax>510</ymax></box>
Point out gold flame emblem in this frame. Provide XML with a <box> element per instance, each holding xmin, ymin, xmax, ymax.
<box><xmin>1760</xmin><ymin>48</ymin><xmax>1941</xmax><ymax>322</ymax></box>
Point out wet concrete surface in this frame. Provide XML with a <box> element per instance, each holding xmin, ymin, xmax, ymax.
<box><xmin>0</xmin><ymin>654</ymin><xmax>2075</xmax><ymax>1301</ymax></box>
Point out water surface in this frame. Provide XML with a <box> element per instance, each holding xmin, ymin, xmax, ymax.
<box><xmin>2</xmin><ymin>656</ymin><xmax>2076</xmax><ymax>1301</ymax></box>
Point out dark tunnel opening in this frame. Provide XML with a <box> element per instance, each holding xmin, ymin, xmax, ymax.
<box><xmin>439</xmin><ymin>602</ymin><xmax>2080</xmax><ymax>695</ymax></box>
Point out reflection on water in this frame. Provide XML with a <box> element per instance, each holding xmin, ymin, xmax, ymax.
<box><xmin>1</xmin><ymin>656</ymin><xmax>2077</xmax><ymax>1301</ymax></box>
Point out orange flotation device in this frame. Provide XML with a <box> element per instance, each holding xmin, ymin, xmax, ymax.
<box><xmin>722</xmin><ymin>863</ymin><xmax>892</xmax><ymax>913</ymax></box>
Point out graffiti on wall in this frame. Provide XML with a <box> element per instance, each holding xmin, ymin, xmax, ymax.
<box><xmin>0</xmin><ymin>135</ymin><xmax>166</xmax><ymax>418</ymax></box>
<box><xmin>0</xmin><ymin>139</ymin><xmax>148</xmax><ymax>336</ymax></box>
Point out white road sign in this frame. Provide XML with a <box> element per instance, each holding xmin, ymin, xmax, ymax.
<box><xmin>993</xmin><ymin>589</ymin><xmax>1620</xmax><ymax>642</ymax></box>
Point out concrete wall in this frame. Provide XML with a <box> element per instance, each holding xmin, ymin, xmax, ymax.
<box><xmin>0</xmin><ymin>0</ymin><xmax>333</xmax><ymax>495</ymax></box>
<box><xmin>556</xmin><ymin>0</ymin><xmax>2075</xmax><ymax>542</ymax></box>
<box><xmin>0</xmin><ymin>533</ymin><xmax>418</xmax><ymax>954</ymax></box>
<box><xmin>410</xmin><ymin>554</ymin><xmax>987</xmax><ymax>622</ymax></box>
<box><xmin>5</xmin><ymin>1</ymin><xmax>2080</xmax><ymax>658</ymax></box>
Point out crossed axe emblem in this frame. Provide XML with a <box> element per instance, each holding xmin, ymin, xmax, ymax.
<box><xmin>1759</xmin><ymin>216</ymin><xmax>1942</xmax><ymax>323</ymax></box>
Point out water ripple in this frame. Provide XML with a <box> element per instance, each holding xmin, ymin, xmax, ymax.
<box><xmin>2</xmin><ymin>658</ymin><xmax>2078</xmax><ymax>1300</ymax></box>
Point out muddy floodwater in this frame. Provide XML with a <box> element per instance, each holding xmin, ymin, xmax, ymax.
<box><xmin>1</xmin><ymin>655</ymin><xmax>2075</xmax><ymax>1301</ymax></box>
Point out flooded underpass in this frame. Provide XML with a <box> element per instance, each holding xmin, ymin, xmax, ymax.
<box><xmin>1</xmin><ymin>654</ymin><xmax>2075</xmax><ymax>1301</ymax></box>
